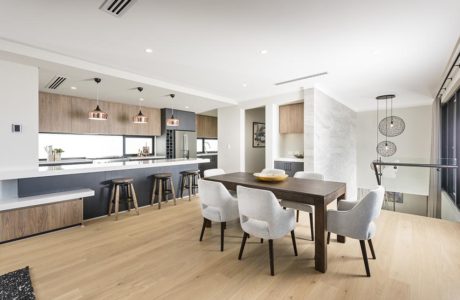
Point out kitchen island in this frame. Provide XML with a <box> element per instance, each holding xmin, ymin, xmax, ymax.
<box><xmin>1</xmin><ymin>158</ymin><xmax>209</xmax><ymax>219</ymax></box>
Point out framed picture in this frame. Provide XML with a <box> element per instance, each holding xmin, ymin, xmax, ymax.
<box><xmin>253</xmin><ymin>122</ymin><xmax>265</xmax><ymax>148</ymax></box>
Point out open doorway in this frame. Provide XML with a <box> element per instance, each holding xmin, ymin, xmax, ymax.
<box><xmin>245</xmin><ymin>106</ymin><xmax>266</xmax><ymax>172</ymax></box>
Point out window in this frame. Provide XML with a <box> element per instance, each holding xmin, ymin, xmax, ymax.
<box><xmin>39</xmin><ymin>133</ymin><xmax>123</xmax><ymax>159</ymax></box>
<box><xmin>124</xmin><ymin>136</ymin><xmax>154</xmax><ymax>156</ymax></box>
<box><xmin>197</xmin><ymin>138</ymin><xmax>218</xmax><ymax>153</ymax></box>
<box><xmin>441</xmin><ymin>90</ymin><xmax>459</xmax><ymax>207</ymax></box>
<box><xmin>197</xmin><ymin>139</ymin><xmax>204</xmax><ymax>153</ymax></box>
<box><xmin>204</xmin><ymin>139</ymin><xmax>218</xmax><ymax>152</ymax></box>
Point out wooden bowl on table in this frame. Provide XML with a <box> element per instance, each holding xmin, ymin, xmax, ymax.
<box><xmin>253</xmin><ymin>173</ymin><xmax>288</xmax><ymax>182</ymax></box>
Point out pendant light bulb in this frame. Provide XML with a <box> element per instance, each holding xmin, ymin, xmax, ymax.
<box><xmin>166</xmin><ymin>93</ymin><xmax>180</xmax><ymax>126</ymax></box>
<box><xmin>89</xmin><ymin>78</ymin><xmax>108</xmax><ymax>120</ymax></box>
<box><xmin>133</xmin><ymin>87</ymin><xmax>148</xmax><ymax>124</ymax></box>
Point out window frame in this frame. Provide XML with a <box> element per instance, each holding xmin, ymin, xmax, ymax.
<box><xmin>123</xmin><ymin>135</ymin><xmax>155</xmax><ymax>157</ymax></box>
<box><xmin>196</xmin><ymin>138</ymin><xmax>218</xmax><ymax>154</ymax></box>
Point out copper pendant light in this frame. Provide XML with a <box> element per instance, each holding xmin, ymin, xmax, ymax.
<box><xmin>88</xmin><ymin>78</ymin><xmax>108</xmax><ymax>120</ymax></box>
<box><xmin>133</xmin><ymin>87</ymin><xmax>148</xmax><ymax>124</ymax></box>
<box><xmin>166</xmin><ymin>93</ymin><xmax>179</xmax><ymax>126</ymax></box>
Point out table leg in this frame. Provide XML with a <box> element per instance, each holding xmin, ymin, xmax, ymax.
<box><xmin>336</xmin><ymin>193</ymin><xmax>346</xmax><ymax>243</ymax></box>
<box><xmin>314</xmin><ymin>200</ymin><xmax>327</xmax><ymax>273</ymax></box>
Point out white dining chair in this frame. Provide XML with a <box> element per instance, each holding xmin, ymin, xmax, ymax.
<box><xmin>236</xmin><ymin>185</ymin><xmax>297</xmax><ymax>276</ymax></box>
<box><xmin>279</xmin><ymin>171</ymin><xmax>324</xmax><ymax>241</ymax></box>
<box><xmin>203</xmin><ymin>168</ymin><xmax>225</xmax><ymax>178</ymax></box>
<box><xmin>326</xmin><ymin>186</ymin><xmax>385</xmax><ymax>277</ymax></box>
<box><xmin>198</xmin><ymin>179</ymin><xmax>239</xmax><ymax>251</ymax></box>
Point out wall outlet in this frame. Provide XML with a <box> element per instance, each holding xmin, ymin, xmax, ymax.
<box><xmin>11</xmin><ymin>124</ymin><xmax>22</xmax><ymax>133</ymax></box>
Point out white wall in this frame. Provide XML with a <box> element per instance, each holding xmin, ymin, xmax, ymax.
<box><xmin>244</xmin><ymin>107</ymin><xmax>265</xmax><ymax>172</ymax></box>
<box><xmin>218</xmin><ymin>90</ymin><xmax>303</xmax><ymax>172</ymax></box>
<box><xmin>217</xmin><ymin>106</ymin><xmax>245</xmax><ymax>173</ymax></box>
<box><xmin>357</xmin><ymin>105</ymin><xmax>432</xmax><ymax>195</ymax></box>
<box><xmin>0</xmin><ymin>60</ymin><xmax>38</xmax><ymax>199</ymax></box>
<box><xmin>279</xmin><ymin>134</ymin><xmax>303</xmax><ymax>158</ymax></box>
<box><xmin>312</xmin><ymin>89</ymin><xmax>358</xmax><ymax>200</ymax></box>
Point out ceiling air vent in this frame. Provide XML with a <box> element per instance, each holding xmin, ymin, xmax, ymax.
<box><xmin>45</xmin><ymin>76</ymin><xmax>67</xmax><ymax>90</ymax></box>
<box><xmin>275</xmin><ymin>72</ymin><xmax>328</xmax><ymax>86</ymax></box>
<box><xmin>99</xmin><ymin>0</ymin><xmax>137</xmax><ymax>17</ymax></box>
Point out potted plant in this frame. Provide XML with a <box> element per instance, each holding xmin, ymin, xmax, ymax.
<box><xmin>53</xmin><ymin>148</ymin><xmax>64</xmax><ymax>161</ymax></box>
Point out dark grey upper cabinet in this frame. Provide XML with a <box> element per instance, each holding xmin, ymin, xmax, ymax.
<box><xmin>161</xmin><ymin>109</ymin><xmax>196</xmax><ymax>132</ymax></box>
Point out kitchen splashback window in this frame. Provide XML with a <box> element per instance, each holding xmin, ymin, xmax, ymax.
<box><xmin>125</xmin><ymin>137</ymin><xmax>154</xmax><ymax>156</ymax></box>
<box><xmin>39</xmin><ymin>133</ymin><xmax>123</xmax><ymax>159</ymax></box>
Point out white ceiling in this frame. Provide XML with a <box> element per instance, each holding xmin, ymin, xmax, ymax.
<box><xmin>0</xmin><ymin>0</ymin><xmax>459</xmax><ymax>111</ymax></box>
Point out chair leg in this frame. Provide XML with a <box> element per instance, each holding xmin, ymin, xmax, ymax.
<box><xmin>170</xmin><ymin>178</ymin><xmax>177</xmax><ymax>205</ymax></box>
<box><xmin>180</xmin><ymin>176</ymin><xmax>184</xmax><ymax>198</ymax></box>
<box><xmin>260</xmin><ymin>238</ymin><xmax>264</xmax><ymax>243</ymax></box>
<box><xmin>290</xmin><ymin>230</ymin><xmax>298</xmax><ymax>256</ymax></box>
<box><xmin>220</xmin><ymin>222</ymin><xmax>226</xmax><ymax>251</ymax></box>
<box><xmin>368</xmin><ymin>239</ymin><xmax>376</xmax><ymax>259</ymax></box>
<box><xmin>158</xmin><ymin>179</ymin><xmax>163</xmax><ymax>209</ymax></box>
<box><xmin>309</xmin><ymin>212</ymin><xmax>314</xmax><ymax>241</ymax></box>
<box><xmin>199</xmin><ymin>218</ymin><xmax>207</xmax><ymax>241</ymax></box>
<box><xmin>327</xmin><ymin>232</ymin><xmax>331</xmax><ymax>244</ymax></box>
<box><xmin>114</xmin><ymin>185</ymin><xmax>120</xmax><ymax>221</ymax></box>
<box><xmin>238</xmin><ymin>232</ymin><xmax>249</xmax><ymax>260</ymax></box>
<box><xmin>359</xmin><ymin>240</ymin><xmax>371</xmax><ymax>277</ymax></box>
<box><xmin>129</xmin><ymin>183</ymin><xmax>140</xmax><ymax>215</ymax></box>
<box><xmin>296</xmin><ymin>210</ymin><xmax>299</xmax><ymax>222</ymax></box>
<box><xmin>188</xmin><ymin>175</ymin><xmax>192</xmax><ymax>201</ymax></box>
<box><xmin>269</xmin><ymin>239</ymin><xmax>274</xmax><ymax>276</ymax></box>
<box><xmin>108</xmin><ymin>185</ymin><xmax>115</xmax><ymax>216</ymax></box>
<box><xmin>151</xmin><ymin>179</ymin><xmax>157</xmax><ymax>205</ymax></box>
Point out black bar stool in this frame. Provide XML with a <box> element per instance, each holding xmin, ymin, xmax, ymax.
<box><xmin>151</xmin><ymin>173</ymin><xmax>177</xmax><ymax>209</ymax></box>
<box><xmin>108</xmin><ymin>178</ymin><xmax>140</xmax><ymax>221</ymax></box>
<box><xmin>179</xmin><ymin>170</ymin><xmax>201</xmax><ymax>201</ymax></box>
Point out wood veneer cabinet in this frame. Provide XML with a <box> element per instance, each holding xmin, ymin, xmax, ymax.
<box><xmin>196</xmin><ymin>115</ymin><xmax>217</xmax><ymax>138</ymax></box>
<box><xmin>39</xmin><ymin>92</ymin><xmax>161</xmax><ymax>136</ymax></box>
<box><xmin>39</xmin><ymin>92</ymin><xmax>72</xmax><ymax>133</ymax></box>
<box><xmin>279</xmin><ymin>102</ymin><xmax>304</xmax><ymax>134</ymax></box>
<box><xmin>0</xmin><ymin>199</ymin><xmax>83</xmax><ymax>243</ymax></box>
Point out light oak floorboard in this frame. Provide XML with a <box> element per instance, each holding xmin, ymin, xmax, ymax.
<box><xmin>0</xmin><ymin>199</ymin><xmax>459</xmax><ymax>300</ymax></box>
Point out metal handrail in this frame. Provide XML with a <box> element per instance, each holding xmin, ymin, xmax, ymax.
<box><xmin>372</xmin><ymin>161</ymin><xmax>458</xmax><ymax>185</ymax></box>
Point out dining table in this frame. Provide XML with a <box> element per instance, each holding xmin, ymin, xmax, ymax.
<box><xmin>205</xmin><ymin>172</ymin><xmax>347</xmax><ymax>273</ymax></box>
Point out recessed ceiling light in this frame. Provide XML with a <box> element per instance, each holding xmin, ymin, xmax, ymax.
<box><xmin>70</xmin><ymin>86</ymin><xmax>77</xmax><ymax>90</ymax></box>
<box><xmin>139</xmin><ymin>97</ymin><xmax>144</xmax><ymax>101</ymax></box>
<box><xmin>145</xmin><ymin>48</ymin><xmax>153</xmax><ymax>53</ymax></box>
<box><xmin>260</xmin><ymin>49</ymin><xmax>268</xmax><ymax>55</ymax></box>
<box><xmin>242</xmin><ymin>83</ymin><xmax>248</xmax><ymax>87</ymax></box>
<box><xmin>185</xmin><ymin>106</ymin><xmax>190</xmax><ymax>109</ymax></box>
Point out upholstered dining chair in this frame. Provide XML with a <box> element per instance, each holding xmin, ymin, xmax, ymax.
<box><xmin>237</xmin><ymin>185</ymin><xmax>297</xmax><ymax>276</ymax></box>
<box><xmin>197</xmin><ymin>179</ymin><xmax>239</xmax><ymax>251</ymax></box>
<box><xmin>203</xmin><ymin>168</ymin><xmax>226</xmax><ymax>178</ymax></box>
<box><xmin>326</xmin><ymin>186</ymin><xmax>385</xmax><ymax>277</ymax></box>
<box><xmin>279</xmin><ymin>171</ymin><xmax>324</xmax><ymax>241</ymax></box>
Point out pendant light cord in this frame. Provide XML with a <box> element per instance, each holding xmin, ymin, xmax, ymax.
<box><xmin>96</xmin><ymin>82</ymin><xmax>100</xmax><ymax>105</ymax></box>
<box><xmin>385</xmin><ymin>98</ymin><xmax>388</xmax><ymax>145</ymax></box>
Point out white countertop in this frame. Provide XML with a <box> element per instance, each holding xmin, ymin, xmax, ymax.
<box><xmin>0</xmin><ymin>189</ymin><xmax>95</xmax><ymax>211</ymax></box>
<box><xmin>197</xmin><ymin>153</ymin><xmax>218</xmax><ymax>157</ymax></box>
<box><xmin>275</xmin><ymin>157</ymin><xmax>304</xmax><ymax>162</ymax></box>
<box><xmin>0</xmin><ymin>158</ymin><xmax>209</xmax><ymax>181</ymax></box>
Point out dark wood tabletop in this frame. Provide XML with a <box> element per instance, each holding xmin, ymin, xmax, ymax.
<box><xmin>205</xmin><ymin>172</ymin><xmax>347</xmax><ymax>273</ymax></box>
<box><xmin>205</xmin><ymin>172</ymin><xmax>346</xmax><ymax>205</ymax></box>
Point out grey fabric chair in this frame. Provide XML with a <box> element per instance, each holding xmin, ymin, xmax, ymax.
<box><xmin>326</xmin><ymin>186</ymin><xmax>385</xmax><ymax>277</ymax></box>
<box><xmin>280</xmin><ymin>171</ymin><xmax>324</xmax><ymax>241</ymax></box>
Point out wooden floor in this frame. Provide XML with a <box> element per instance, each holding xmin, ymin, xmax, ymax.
<box><xmin>1</xmin><ymin>198</ymin><xmax>460</xmax><ymax>300</ymax></box>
